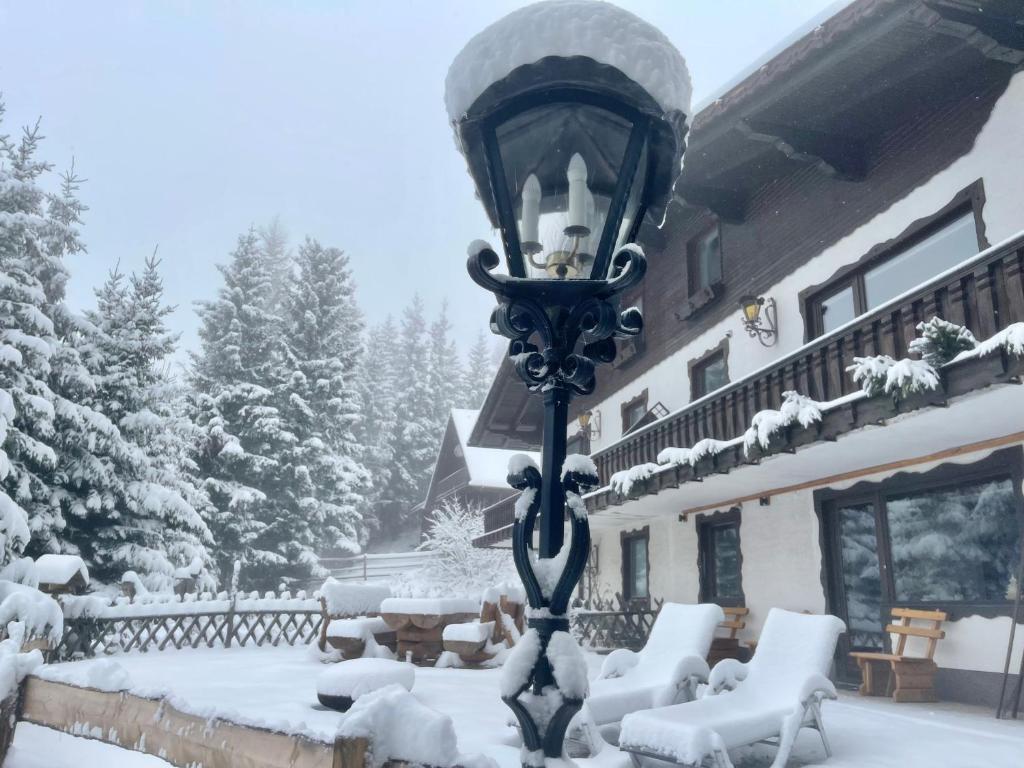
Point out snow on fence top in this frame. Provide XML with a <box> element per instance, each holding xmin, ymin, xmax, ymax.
<box><xmin>34</xmin><ymin>554</ymin><xmax>89</xmax><ymax>587</ymax></box>
<box><xmin>444</xmin><ymin>0</ymin><xmax>691</xmax><ymax>121</ymax></box>
<box><xmin>60</xmin><ymin>588</ymin><xmax>322</xmax><ymax>619</ymax></box>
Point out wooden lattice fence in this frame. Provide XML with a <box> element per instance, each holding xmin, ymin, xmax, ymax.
<box><xmin>572</xmin><ymin>593</ymin><xmax>663</xmax><ymax>652</ymax></box>
<box><xmin>52</xmin><ymin>593</ymin><xmax>323</xmax><ymax>661</ymax></box>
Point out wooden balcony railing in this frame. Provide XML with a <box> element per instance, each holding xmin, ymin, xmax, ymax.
<box><xmin>590</xmin><ymin>231</ymin><xmax>1024</xmax><ymax>484</ymax></box>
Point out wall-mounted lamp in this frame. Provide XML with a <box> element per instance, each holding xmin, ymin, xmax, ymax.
<box><xmin>739</xmin><ymin>294</ymin><xmax>778</xmax><ymax>346</ymax></box>
<box><xmin>578</xmin><ymin>409</ymin><xmax>601</xmax><ymax>440</ymax></box>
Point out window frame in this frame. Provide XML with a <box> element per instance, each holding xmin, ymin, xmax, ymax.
<box><xmin>689</xmin><ymin>340</ymin><xmax>730</xmax><ymax>401</ymax></box>
<box><xmin>697</xmin><ymin>507</ymin><xmax>745</xmax><ymax>608</ymax></box>
<box><xmin>802</xmin><ymin>181</ymin><xmax>988</xmax><ymax>340</ymax></box>
<box><xmin>816</xmin><ymin>446</ymin><xmax>1024</xmax><ymax>623</ymax></box>
<box><xmin>621</xmin><ymin>525</ymin><xmax>650</xmax><ymax>605</ymax></box>
<box><xmin>620</xmin><ymin>389</ymin><xmax>649</xmax><ymax>434</ymax></box>
<box><xmin>686</xmin><ymin>221</ymin><xmax>723</xmax><ymax>298</ymax></box>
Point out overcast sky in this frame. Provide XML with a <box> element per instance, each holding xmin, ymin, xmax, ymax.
<box><xmin>0</xmin><ymin>0</ymin><xmax>840</xmax><ymax>360</ymax></box>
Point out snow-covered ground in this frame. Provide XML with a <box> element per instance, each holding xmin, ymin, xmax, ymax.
<box><xmin>25</xmin><ymin>644</ymin><xmax>1024</xmax><ymax>768</ymax></box>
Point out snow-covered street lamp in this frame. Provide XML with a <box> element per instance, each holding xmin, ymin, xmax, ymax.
<box><xmin>445</xmin><ymin>1</ymin><xmax>690</xmax><ymax>761</ymax></box>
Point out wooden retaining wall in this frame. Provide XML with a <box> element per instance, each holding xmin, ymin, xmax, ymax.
<box><xmin>18</xmin><ymin>677</ymin><xmax>374</xmax><ymax>768</ymax></box>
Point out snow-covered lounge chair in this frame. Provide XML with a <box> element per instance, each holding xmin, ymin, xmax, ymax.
<box><xmin>576</xmin><ymin>603</ymin><xmax>724</xmax><ymax>749</ymax></box>
<box><xmin>619</xmin><ymin>609</ymin><xmax>846</xmax><ymax>768</ymax></box>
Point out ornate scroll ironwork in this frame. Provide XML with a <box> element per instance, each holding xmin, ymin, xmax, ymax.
<box><xmin>467</xmin><ymin>242</ymin><xmax>647</xmax><ymax>759</ymax></box>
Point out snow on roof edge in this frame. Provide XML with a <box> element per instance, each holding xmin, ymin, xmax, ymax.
<box><xmin>449</xmin><ymin>409</ymin><xmax>541</xmax><ymax>491</ymax></box>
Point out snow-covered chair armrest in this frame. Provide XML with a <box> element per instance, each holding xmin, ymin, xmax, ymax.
<box><xmin>598</xmin><ymin>648</ymin><xmax>639</xmax><ymax>680</ymax></box>
<box><xmin>652</xmin><ymin>655</ymin><xmax>712</xmax><ymax>706</ymax></box>
<box><xmin>798</xmin><ymin>672</ymin><xmax>838</xmax><ymax>704</ymax></box>
<box><xmin>704</xmin><ymin>658</ymin><xmax>749</xmax><ymax>697</ymax></box>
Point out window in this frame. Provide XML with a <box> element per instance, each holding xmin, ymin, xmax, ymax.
<box><xmin>698</xmin><ymin>508</ymin><xmax>744</xmax><ymax>607</ymax></box>
<box><xmin>819</xmin><ymin>449</ymin><xmax>1023</xmax><ymax>666</ymax></box>
<box><xmin>687</xmin><ymin>224</ymin><xmax>723</xmax><ymax>297</ymax></box>
<box><xmin>621</xmin><ymin>527</ymin><xmax>649</xmax><ymax>602</ymax></box>
<box><xmin>809</xmin><ymin>208</ymin><xmax>981</xmax><ymax>338</ymax></box>
<box><xmin>621</xmin><ymin>390</ymin><xmax>648</xmax><ymax>434</ymax></box>
<box><xmin>691</xmin><ymin>350</ymin><xmax>728</xmax><ymax>400</ymax></box>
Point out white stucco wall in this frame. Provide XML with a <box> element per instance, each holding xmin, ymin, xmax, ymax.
<box><xmin>586</xmin><ymin>70</ymin><xmax>1024</xmax><ymax>453</ymax></box>
<box><xmin>587</xmin><ymin>443</ymin><xmax>1024</xmax><ymax>676</ymax></box>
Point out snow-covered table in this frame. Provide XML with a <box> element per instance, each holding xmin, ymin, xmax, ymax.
<box><xmin>379</xmin><ymin>598</ymin><xmax>479</xmax><ymax>664</ymax></box>
<box><xmin>316</xmin><ymin>658</ymin><xmax>414</xmax><ymax>711</ymax></box>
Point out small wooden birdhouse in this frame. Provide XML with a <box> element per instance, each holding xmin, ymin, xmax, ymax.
<box><xmin>35</xmin><ymin>554</ymin><xmax>90</xmax><ymax>596</ymax></box>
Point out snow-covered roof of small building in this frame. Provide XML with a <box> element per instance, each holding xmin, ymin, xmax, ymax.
<box><xmin>35</xmin><ymin>554</ymin><xmax>89</xmax><ymax>587</ymax></box>
<box><xmin>444</xmin><ymin>0</ymin><xmax>691</xmax><ymax>123</ymax></box>
<box><xmin>451</xmin><ymin>409</ymin><xmax>541</xmax><ymax>489</ymax></box>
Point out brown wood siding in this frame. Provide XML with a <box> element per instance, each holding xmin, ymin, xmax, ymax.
<box><xmin>569</xmin><ymin>68</ymin><xmax>1011</xmax><ymax>422</ymax></box>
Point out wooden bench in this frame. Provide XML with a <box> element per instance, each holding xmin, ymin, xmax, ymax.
<box><xmin>850</xmin><ymin>607</ymin><xmax>947</xmax><ymax>703</ymax></box>
<box><xmin>442</xmin><ymin>592</ymin><xmax>525</xmax><ymax>666</ymax></box>
<box><xmin>708</xmin><ymin>606</ymin><xmax>751</xmax><ymax>666</ymax></box>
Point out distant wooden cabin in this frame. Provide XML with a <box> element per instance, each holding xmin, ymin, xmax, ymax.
<box><xmin>420</xmin><ymin>409</ymin><xmax>539</xmax><ymax>537</ymax></box>
<box><xmin>35</xmin><ymin>554</ymin><xmax>90</xmax><ymax>596</ymax></box>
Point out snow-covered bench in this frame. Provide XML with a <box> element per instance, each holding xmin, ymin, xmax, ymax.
<box><xmin>850</xmin><ymin>607</ymin><xmax>947</xmax><ymax>703</ymax></box>
<box><xmin>325</xmin><ymin>617</ymin><xmax>397</xmax><ymax>660</ymax></box>
<box><xmin>317</xmin><ymin>580</ymin><xmax>391</xmax><ymax>653</ymax></box>
<box><xmin>619</xmin><ymin>609</ymin><xmax>846</xmax><ymax>768</ymax></box>
<box><xmin>442</xmin><ymin>586</ymin><xmax>525</xmax><ymax>665</ymax></box>
<box><xmin>575</xmin><ymin>603</ymin><xmax>724</xmax><ymax>751</ymax></box>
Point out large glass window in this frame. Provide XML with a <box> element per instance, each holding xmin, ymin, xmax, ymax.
<box><xmin>687</xmin><ymin>225</ymin><xmax>722</xmax><ymax>296</ymax></box>
<box><xmin>809</xmin><ymin>208</ymin><xmax>980</xmax><ymax>338</ymax></box>
<box><xmin>888</xmin><ymin>478</ymin><xmax>1019</xmax><ymax>603</ymax></box>
<box><xmin>837</xmin><ymin>503</ymin><xmax>885</xmax><ymax>650</ymax></box>
<box><xmin>692</xmin><ymin>350</ymin><xmax>729</xmax><ymax>400</ymax></box>
<box><xmin>699</xmin><ymin>509</ymin><xmax>744</xmax><ymax>607</ymax></box>
<box><xmin>824</xmin><ymin>452</ymin><xmax>1022</xmax><ymax>626</ymax></box>
<box><xmin>863</xmin><ymin>213</ymin><xmax>977</xmax><ymax>308</ymax></box>
<box><xmin>622</xmin><ymin>530</ymin><xmax>649</xmax><ymax>602</ymax></box>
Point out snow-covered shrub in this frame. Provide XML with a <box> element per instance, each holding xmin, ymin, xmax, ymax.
<box><xmin>393</xmin><ymin>500</ymin><xmax>515</xmax><ymax>600</ymax></box>
<box><xmin>909</xmin><ymin>317</ymin><xmax>977</xmax><ymax>366</ymax></box>
<box><xmin>609</xmin><ymin>463</ymin><xmax>659</xmax><ymax>496</ymax></box>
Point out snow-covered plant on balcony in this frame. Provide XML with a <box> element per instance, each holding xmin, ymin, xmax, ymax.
<box><xmin>743</xmin><ymin>391</ymin><xmax>823</xmax><ymax>454</ymax></box>
<box><xmin>954</xmin><ymin>322</ymin><xmax>1024</xmax><ymax>361</ymax></box>
<box><xmin>609</xmin><ymin>463</ymin><xmax>660</xmax><ymax>496</ymax></box>
<box><xmin>908</xmin><ymin>317</ymin><xmax>978</xmax><ymax>366</ymax></box>
<box><xmin>848</xmin><ymin>355</ymin><xmax>940</xmax><ymax>401</ymax></box>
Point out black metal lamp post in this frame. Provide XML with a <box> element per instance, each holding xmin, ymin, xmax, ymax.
<box><xmin>446</xmin><ymin>3</ymin><xmax>689</xmax><ymax>761</ymax></box>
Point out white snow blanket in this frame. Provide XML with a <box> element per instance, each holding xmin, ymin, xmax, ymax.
<box><xmin>34</xmin><ymin>554</ymin><xmax>89</xmax><ymax>588</ymax></box>
<box><xmin>443</xmin><ymin>621</ymin><xmax>494</xmax><ymax>644</ymax></box>
<box><xmin>316</xmin><ymin>659</ymin><xmax>414</xmax><ymax>700</ymax></box>
<box><xmin>380</xmin><ymin>597</ymin><xmax>478</xmax><ymax>616</ymax></box>
<box><xmin>320</xmin><ymin>579</ymin><xmax>391</xmax><ymax>616</ymax></box>
<box><xmin>337</xmin><ymin>685</ymin><xmax>458</xmax><ymax>768</ymax></box>
<box><xmin>445</xmin><ymin>0</ymin><xmax>691</xmax><ymax>121</ymax></box>
<box><xmin>585</xmin><ymin>602</ymin><xmax>723</xmax><ymax>726</ymax></box>
<box><xmin>620</xmin><ymin>609</ymin><xmax>845</xmax><ymax>765</ymax></box>
<box><xmin>326</xmin><ymin>616</ymin><xmax>390</xmax><ymax>641</ymax></box>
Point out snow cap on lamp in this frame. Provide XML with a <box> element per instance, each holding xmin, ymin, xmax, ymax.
<box><xmin>445</xmin><ymin>0</ymin><xmax>691</xmax><ymax>235</ymax></box>
<box><xmin>444</xmin><ymin>0</ymin><xmax>692</xmax><ymax>123</ymax></box>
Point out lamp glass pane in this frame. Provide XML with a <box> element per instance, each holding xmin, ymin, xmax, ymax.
<box><xmin>496</xmin><ymin>103</ymin><xmax>633</xmax><ymax>279</ymax></box>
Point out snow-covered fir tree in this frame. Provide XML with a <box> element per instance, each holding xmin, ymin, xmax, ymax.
<box><xmin>356</xmin><ymin>315</ymin><xmax>399</xmax><ymax>543</ymax></box>
<box><xmin>0</xmin><ymin>108</ymin><xmax>58</xmax><ymax>565</ymax></box>
<box><xmin>277</xmin><ymin>237</ymin><xmax>371</xmax><ymax>557</ymax></box>
<box><xmin>461</xmin><ymin>329</ymin><xmax>496</xmax><ymax>409</ymax></box>
<box><xmin>426</xmin><ymin>300</ymin><xmax>462</xmax><ymax>433</ymax></box>
<box><xmin>191</xmin><ymin>229</ymin><xmax>293</xmax><ymax>588</ymax></box>
<box><xmin>86</xmin><ymin>256</ymin><xmax>215</xmax><ymax>590</ymax></box>
<box><xmin>375</xmin><ymin>295</ymin><xmax>437</xmax><ymax>540</ymax></box>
